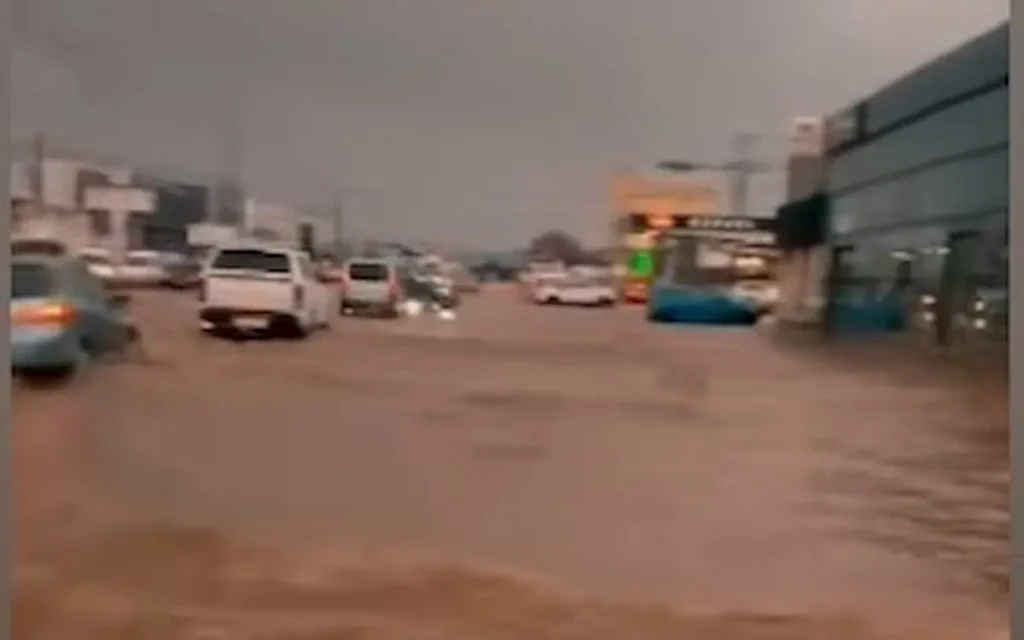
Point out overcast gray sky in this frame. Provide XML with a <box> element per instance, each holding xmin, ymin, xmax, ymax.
<box><xmin>12</xmin><ymin>0</ymin><xmax>1008</xmax><ymax>248</ymax></box>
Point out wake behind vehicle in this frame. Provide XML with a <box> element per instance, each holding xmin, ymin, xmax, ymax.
<box><xmin>199</xmin><ymin>244</ymin><xmax>333</xmax><ymax>338</ymax></box>
<box><xmin>339</xmin><ymin>258</ymin><xmax>403</xmax><ymax>318</ymax></box>
<box><xmin>11</xmin><ymin>253</ymin><xmax>135</xmax><ymax>379</ymax></box>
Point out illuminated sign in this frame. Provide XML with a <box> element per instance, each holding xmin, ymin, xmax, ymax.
<box><xmin>682</xmin><ymin>216</ymin><xmax>759</xmax><ymax>232</ymax></box>
<box><xmin>625</xmin><ymin>231</ymin><xmax>657</xmax><ymax>250</ymax></box>
<box><xmin>648</xmin><ymin>212</ymin><xmax>674</xmax><ymax>230</ymax></box>
<box><xmin>672</xmin><ymin>215</ymin><xmax>776</xmax><ymax>246</ymax></box>
<box><xmin>612</xmin><ymin>174</ymin><xmax>718</xmax><ymax>217</ymax></box>
<box><xmin>789</xmin><ymin>116</ymin><xmax>824</xmax><ymax>156</ymax></box>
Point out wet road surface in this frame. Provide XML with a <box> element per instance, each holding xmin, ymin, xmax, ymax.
<box><xmin>13</xmin><ymin>287</ymin><xmax>1007</xmax><ymax>638</ymax></box>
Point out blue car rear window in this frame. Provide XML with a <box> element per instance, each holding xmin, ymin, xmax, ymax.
<box><xmin>12</xmin><ymin>263</ymin><xmax>55</xmax><ymax>299</ymax></box>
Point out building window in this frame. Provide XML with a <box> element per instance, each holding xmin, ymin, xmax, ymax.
<box><xmin>126</xmin><ymin>212</ymin><xmax>148</xmax><ymax>250</ymax></box>
<box><xmin>88</xmin><ymin>209</ymin><xmax>111</xmax><ymax>237</ymax></box>
<box><xmin>830</xmin><ymin>147</ymin><xmax>1007</xmax><ymax>236</ymax></box>
<box><xmin>830</xmin><ymin>86</ymin><xmax>1007</xmax><ymax>192</ymax></box>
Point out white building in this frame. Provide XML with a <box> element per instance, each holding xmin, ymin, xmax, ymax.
<box><xmin>10</xmin><ymin>156</ymin><xmax>154</xmax><ymax>258</ymax></box>
<box><xmin>244</xmin><ymin>198</ymin><xmax>334</xmax><ymax>251</ymax></box>
<box><xmin>242</xmin><ymin>199</ymin><xmax>293</xmax><ymax>243</ymax></box>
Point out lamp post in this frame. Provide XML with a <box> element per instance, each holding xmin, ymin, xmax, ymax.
<box><xmin>657</xmin><ymin>133</ymin><xmax>776</xmax><ymax>218</ymax></box>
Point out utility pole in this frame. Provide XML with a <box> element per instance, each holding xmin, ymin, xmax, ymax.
<box><xmin>226</xmin><ymin>95</ymin><xmax>245</xmax><ymax>234</ymax></box>
<box><xmin>331</xmin><ymin>192</ymin><xmax>345</xmax><ymax>262</ymax></box>
<box><xmin>728</xmin><ymin>133</ymin><xmax>758</xmax><ymax>218</ymax></box>
<box><xmin>31</xmin><ymin>132</ymin><xmax>46</xmax><ymax>204</ymax></box>
<box><xmin>658</xmin><ymin>131</ymin><xmax>774</xmax><ymax>218</ymax></box>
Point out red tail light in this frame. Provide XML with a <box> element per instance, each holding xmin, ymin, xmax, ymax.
<box><xmin>12</xmin><ymin>301</ymin><xmax>78</xmax><ymax>327</ymax></box>
<box><xmin>292</xmin><ymin>284</ymin><xmax>305</xmax><ymax>309</ymax></box>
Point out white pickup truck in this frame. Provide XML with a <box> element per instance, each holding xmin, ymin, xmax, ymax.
<box><xmin>199</xmin><ymin>244</ymin><xmax>333</xmax><ymax>338</ymax></box>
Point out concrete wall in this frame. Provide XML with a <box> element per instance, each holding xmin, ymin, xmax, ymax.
<box><xmin>245</xmin><ymin>198</ymin><xmax>301</xmax><ymax>245</ymax></box>
<box><xmin>776</xmin><ymin>117</ymin><xmax>828</xmax><ymax>323</ymax></box>
<box><xmin>12</xmin><ymin>200</ymin><xmax>92</xmax><ymax>253</ymax></box>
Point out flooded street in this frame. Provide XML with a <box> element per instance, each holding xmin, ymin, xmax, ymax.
<box><xmin>13</xmin><ymin>288</ymin><xmax>1007</xmax><ymax>638</ymax></box>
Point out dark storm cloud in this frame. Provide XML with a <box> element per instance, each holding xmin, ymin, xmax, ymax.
<box><xmin>12</xmin><ymin>0</ymin><xmax>1008</xmax><ymax>247</ymax></box>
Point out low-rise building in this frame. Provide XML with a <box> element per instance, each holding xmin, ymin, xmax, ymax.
<box><xmin>775</xmin><ymin>22</ymin><xmax>1007</xmax><ymax>349</ymax></box>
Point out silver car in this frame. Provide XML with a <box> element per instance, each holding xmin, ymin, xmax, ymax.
<box><xmin>339</xmin><ymin>258</ymin><xmax>403</xmax><ymax>318</ymax></box>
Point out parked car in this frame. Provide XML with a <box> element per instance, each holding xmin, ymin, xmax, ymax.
<box><xmin>118</xmin><ymin>251</ymin><xmax>167</xmax><ymax>288</ymax></box>
<box><xmin>11</xmin><ymin>252</ymin><xmax>136</xmax><ymax>379</ymax></box>
<box><xmin>199</xmin><ymin>244</ymin><xmax>334</xmax><ymax>338</ymax></box>
<box><xmin>339</xmin><ymin>257</ymin><xmax>404</xmax><ymax>318</ymax></box>
<box><xmin>534</xmin><ymin>273</ymin><xmax>616</xmax><ymax>306</ymax></box>
<box><xmin>161</xmin><ymin>254</ymin><xmax>203</xmax><ymax>289</ymax></box>
<box><xmin>79</xmin><ymin>250</ymin><xmax>118</xmax><ymax>282</ymax></box>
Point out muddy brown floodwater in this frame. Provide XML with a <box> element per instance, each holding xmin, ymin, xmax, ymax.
<box><xmin>13</xmin><ymin>287</ymin><xmax>1008</xmax><ymax>638</ymax></box>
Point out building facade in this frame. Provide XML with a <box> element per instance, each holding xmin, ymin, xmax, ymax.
<box><xmin>10</xmin><ymin>157</ymin><xmax>153</xmax><ymax>256</ymax></box>
<box><xmin>132</xmin><ymin>176</ymin><xmax>210</xmax><ymax>252</ymax></box>
<box><xmin>823</xmin><ymin>23</ymin><xmax>1007</xmax><ymax>345</ymax></box>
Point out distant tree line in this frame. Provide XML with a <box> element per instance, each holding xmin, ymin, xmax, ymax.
<box><xmin>526</xmin><ymin>230</ymin><xmax>610</xmax><ymax>266</ymax></box>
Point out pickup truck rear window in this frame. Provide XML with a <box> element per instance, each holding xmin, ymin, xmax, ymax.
<box><xmin>211</xmin><ymin>249</ymin><xmax>291</xmax><ymax>274</ymax></box>
<box><xmin>347</xmin><ymin>263</ymin><xmax>388</xmax><ymax>281</ymax></box>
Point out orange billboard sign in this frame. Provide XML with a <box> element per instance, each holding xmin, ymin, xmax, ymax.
<box><xmin>612</xmin><ymin>173</ymin><xmax>718</xmax><ymax>218</ymax></box>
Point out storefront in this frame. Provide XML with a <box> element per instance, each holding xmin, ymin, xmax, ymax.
<box><xmin>822</xmin><ymin>23</ymin><xmax>1007</xmax><ymax>346</ymax></box>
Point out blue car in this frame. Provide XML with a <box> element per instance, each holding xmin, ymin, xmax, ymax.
<box><xmin>646</xmin><ymin>283</ymin><xmax>760</xmax><ymax>325</ymax></box>
<box><xmin>11</xmin><ymin>253</ymin><xmax>136</xmax><ymax>380</ymax></box>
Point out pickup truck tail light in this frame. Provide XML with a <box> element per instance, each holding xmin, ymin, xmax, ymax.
<box><xmin>292</xmin><ymin>284</ymin><xmax>305</xmax><ymax>310</ymax></box>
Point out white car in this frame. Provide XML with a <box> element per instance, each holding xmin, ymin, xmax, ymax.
<box><xmin>118</xmin><ymin>251</ymin><xmax>167</xmax><ymax>287</ymax></box>
<box><xmin>199</xmin><ymin>244</ymin><xmax>334</xmax><ymax>338</ymax></box>
<box><xmin>78</xmin><ymin>249</ymin><xmax>118</xmax><ymax>281</ymax></box>
<box><xmin>534</xmin><ymin>275</ymin><xmax>616</xmax><ymax>306</ymax></box>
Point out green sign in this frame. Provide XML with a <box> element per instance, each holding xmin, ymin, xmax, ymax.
<box><xmin>628</xmin><ymin>249</ymin><xmax>654</xmax><ymax>278</ymax></box>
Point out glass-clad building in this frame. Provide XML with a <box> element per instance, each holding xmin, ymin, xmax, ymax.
<box><xmin>823</xmin><ymin>23</ymin><xmax>1007</xmax><ymax>345</ymax></box>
